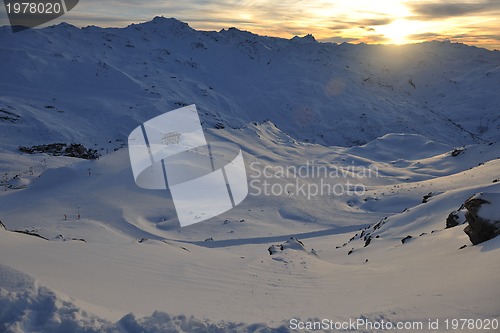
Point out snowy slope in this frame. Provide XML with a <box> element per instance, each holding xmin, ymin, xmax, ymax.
<box><xmin>0</xmin><ymin>18</ymin><xmax>499</xmax><ymax>333</ymax></box>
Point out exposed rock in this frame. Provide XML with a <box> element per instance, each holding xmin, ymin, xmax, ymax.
<box><xmin>268</xmin><ymin>237</ymin><xmax>307</xmax><ymax>255</ymax></box>
<box><xmin>451</xmin><ymin>147</ymin><xmax>464</xmax><ymax>157</ymax></box>
<box><xmin>372</xmin><ymin>217</ymin><xmax>387</xmax><ymax>231</ymax></box>
<box><xmin>268</xmin><ymin>244</ymin><xmax>282</xmax><ymax>255</ymax></box>
<box><xmin>214</xmin><ymin>122</ymin><xmax>225</xmax><ymax>129</ymax></box>
<box><xmin>11</xmin><ymin>230</ymin><xmax>49</xmax><ymax>240</ymax></box>
<box><xmin>0</xmin><ymin>108</ymin><xmax>20</xmax><ymax>123</ymax></box>
<box><xmin>446</xmin><ymin>212</ymin><xmax>460</xmax><ymax>228</ymax></box>
<box><xmin>19</xmin><ymin>143</ymin><xmax>100</xmax><ymax>160</ymax></box>
<box><xmin>422</xmin><ymin>192</ymin><xmax>433</xmax><ymax>203</ymax></box>
<box><xmin>0</xmin><ymin>220</ymin><xmax>6</xmax><ymax>230</ymax></box>
<box><xmin>446</xmin><ymin>207</ymin><xmax>466</xmax><ymax>229</ymax></box>
<box><xmin>281</xmin><ymin>237</ymin><xmax>305</xmax><ymax>250</ymax></box>
<box><xmin>401</xmin><ymin>235</ymin><xmax>412</xmax><ymax>244</ymax></box>
<box><xmin>463</xmin><ymin>193</ymin><xmax>500</xmax><ymax>245</ymax></box>
<box><xmin>72</xmin><ymin>238</ymin><xmax>87</xmax><ymax>243</ymax></box>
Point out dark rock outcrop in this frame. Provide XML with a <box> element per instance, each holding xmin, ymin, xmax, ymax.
<box><xmin>463</xmin><ymin>193</ymin><xmax>500</xmax><ymax>245</ymax></box>
<box><xmin>268</xmin><ymin>237</ymin><xmax>306</xmax><ymax>255</ymax></box>
<box><xmin>268</xmin><ymin>244</ymin><xmax>282</xmax><ymax>255</ymax></box>
<box><xmin>422</xmin><ymin>192</ymin><xmax>433</xmax><ymax>203</ymax></box>
<box><xmin>401</xmin><ymin>235</ymin><xmax>412</xmax><ymax>244</ymax></box>
<box><xmin>19</xmin><ymin>143</ymin><xmax>99</xmax><ymax>160</ymax></box>
<box><xmin>446</xmin><ymin>212</ymin><xmax>460</xmax><ymax>228</ymax></box>
<box><xmin>11</xmin><ymin>230</ymin><xmax>49</xmax><ymax>240</ymax></box>
<box><xmin>446</xmin><ymin>206</ymin><xmax>466</xmax><ymax>229</ymax></box>
<box><xmin>451</xmin><ymin>147</ymin><xmax>464</xmax><ymax>157</ymax></box>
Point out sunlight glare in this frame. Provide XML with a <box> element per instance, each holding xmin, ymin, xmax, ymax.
<box><xmin>377</xmin><ymin>19</ymin><xmax>422</xmax><ymax>44</ymax></box>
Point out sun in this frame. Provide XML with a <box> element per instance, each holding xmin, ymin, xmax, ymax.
<box><xmin>377</xmin><ymin>19</ymin><xmax>422</xmax><ymax>44</ymax></box>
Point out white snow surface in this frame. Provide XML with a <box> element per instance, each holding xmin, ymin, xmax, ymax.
<box><xmin>0</xmin><ymin>18</ymin><xmax>499</xmax><ymax>332</ymax></box>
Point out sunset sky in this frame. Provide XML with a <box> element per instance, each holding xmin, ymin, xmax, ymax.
<box><xmin>2</xmin><ymin>0</ymin><xmax>499</xmax><ymax>49</ymax></box>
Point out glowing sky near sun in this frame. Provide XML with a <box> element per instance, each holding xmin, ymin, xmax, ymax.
<box><xmin>1</xmin><ymin>0</ymin><xmax>499</xmax><ymax>49</ymax></box>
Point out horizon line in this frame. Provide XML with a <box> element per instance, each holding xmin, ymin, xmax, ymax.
<box><xmin>2</xmin><ymin>16</ymin><xmax>499</xmax><ymax>52</ymax></box>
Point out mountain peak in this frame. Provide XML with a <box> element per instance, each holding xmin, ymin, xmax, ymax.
<box><xmin>48</xmin><ymin>22</ymin><xmax>78</xmax><ymax>30</ymax></box>
<box><xmin>129</xmin><ymin>17</ymin><xmax>196</xmax><ymax>36</ymax></box>
<box><xmin>291</xmin><ymin>34</ymin><xmax>317</xmax><ymax>43</ymax></box>
<box><xmin>219</xmin><ymin>27</ymin><xmax>257</xmax><ymax>38</ymax></box>
<box><xmin>150</xmin><ymin>16</ymin><xmax>190</xmax><ymax>27</ymax></box>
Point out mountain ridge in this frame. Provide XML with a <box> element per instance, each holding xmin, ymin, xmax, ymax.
<box><xmin>1</xmin><ymin>17</ymin><xmax>499</xmax><ymax>151</ymax></box>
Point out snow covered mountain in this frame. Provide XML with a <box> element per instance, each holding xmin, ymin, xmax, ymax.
<box><xmin>0</xmin><ymin>18</ymin><xmax>499</xmax><ymax>332</ymax></box>
<box><xmin>1</xmin><ymin>16</ymin><xmax>499</xmax><ymax>150</ymax></box>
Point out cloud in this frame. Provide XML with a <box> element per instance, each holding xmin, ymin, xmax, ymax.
<box><xmin>407</xmin><ymin>0</ymin><xmax>500</xmax><ymax>20</ymax></box>
<box><xmin>358</xmin><ymin>18</ymin><xmax>394</xmax><ymax>26</ymax></box>
<box><xmin>320</xmin><ymin>36</ymin><xmax>358</xmax><ymax>43</ymax></box>
<box><xmin>361</xmin><ymin>34</ymin><xmax>390</xmax><ymax>43</ymax></box>
<box><xmin>326</xmin><ymin>17</ymin><xmax>393</xmax><ymax>35</ymax></box>
<box><xmin>407</xmin><ymin>32</ymin><xmax>442</xmax><ymax>39</ymax></box>
<box><xmin>328</xmin><ymin>23</ymin><xmax>352</xmax><ymax>31</ymax></box>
